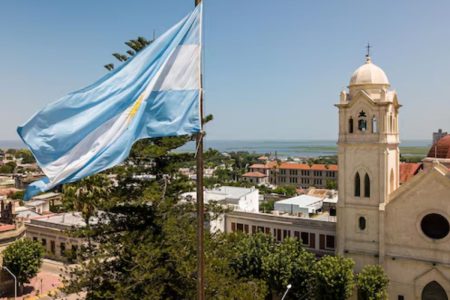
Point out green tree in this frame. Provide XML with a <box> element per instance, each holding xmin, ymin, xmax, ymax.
<box><xmin>2</xmin><ymin>239</ymin><xmax>44</xmax><ymax>294</ymax></box>
<box><xmin>313</xmin><ymin>255</ymin><xmax>355</xmax><ymax>300</ymax></box>
<box><xmin>229</xmin><ymin>232</ymin><xmax>274</xmax><ymax>280</ymax></box>
<box><xmin>63</xmin><ymin>174</ymin><xmax>111</xmax><ymax>250</ymax></box>
<box><xmin>357</xmin><ymin>265</ymin><xmax>389</xmax><ymax>300</ymax></box>
<box><xmin>325</xmin><ymin>179</ymin><xmax>337</xmax><ymax>190</ymax></box>
<box><xmin>15</xmin><ymin>149</ymin><xmax>36</xmax><ymax>164</ymax></box>
<box><xmin>0</xmin><ymin>161</ymin><xmax>16</xmax><ymax>173</ymax></box>
<box><xmin>262</xmin><ymin>238</ymin><xmax>315</xmax><ymax>299</ymax></box>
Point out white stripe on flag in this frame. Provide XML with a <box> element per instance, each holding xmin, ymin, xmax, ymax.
<box><xmin>153</xmin><ymin>45</ymin><xmax>200</xmax><ymax>91</ymax></box>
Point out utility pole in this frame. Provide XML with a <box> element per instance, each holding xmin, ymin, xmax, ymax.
<box><xmin>194</xmin><ymin>1</ymin><xmax>205</xmax><ymax>300</ymax></box>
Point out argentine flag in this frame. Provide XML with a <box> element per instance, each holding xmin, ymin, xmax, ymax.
<box><xmin>17</xmin><ymin>4</ymin><xmax>203</xmax><ymax>200</ymax></box>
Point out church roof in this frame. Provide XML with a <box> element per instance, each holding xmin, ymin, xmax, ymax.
<box><xmin>399</xmin><ymin>162</ymin><xmax>422</xmax><ymax>184</ymax></box>
<box><xmin>349</xmin><ymin>57</ymin><xmax>390</xmax><ymax>86</ymax></box>
<box><xmin>427</xmin><ymin>135</ymin><xmax>450</xmax><ymax>159</ymax></box>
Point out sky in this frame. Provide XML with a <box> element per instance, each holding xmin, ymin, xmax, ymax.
<box><xmin>0</xmin><ymin>0</ymin><xmax>449</xmax><ymax>141</ymax></box>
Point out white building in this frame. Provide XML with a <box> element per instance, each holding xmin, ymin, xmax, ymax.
<box><xmin>274</xmin><ymin>195</ymin><xmax>324</xmax><ymax>216</ymax></box>
<box><xmin>182</xmin><ymin>186</ymin><xmax>259</xmax><ymax>232</ymax></box>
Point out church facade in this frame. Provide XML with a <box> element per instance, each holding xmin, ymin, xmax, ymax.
<box><xmin>336</xmin><ymin>56</ymin><xmax>450</xmax><ymax>299</ymax></box>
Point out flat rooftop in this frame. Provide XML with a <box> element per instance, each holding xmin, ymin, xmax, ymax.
<box><xmin>276</xmin><ymin>195</ymin><xmax>323</xmax><ymax>207</ymax></box>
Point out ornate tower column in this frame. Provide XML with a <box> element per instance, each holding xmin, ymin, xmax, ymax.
<box><xmin>335</xmin><ymin>55</ymin><xmax>401</xmax><ymax>271</ymax></box>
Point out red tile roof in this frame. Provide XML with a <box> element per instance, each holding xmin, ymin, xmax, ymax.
<box><xmin>277</xmin><ymin>162</ymin><xmax>338</xmax><ymax>171</ymax></box>
<box><xmin>428</xmin><ymin>135</ymin><xmax>450</xmax><ymax>159</ymax></box>
<box><xmin>0</xmin><ymin>224</ymin><xmax>15</xmax><ymax>232</ymax></box>
<box><xmin>399</xmin><ymin>162</ymin><xmax>422</xmax><ymax>184</ymax></box>
<box><xmin>249</xmin><ymin>161</ymin><xmax>278</xmax><ymax>169</ymax></box>
<box><xmin>242</xmin><ymin>171</ymin><xmax>267</xmax><ymax>178</ymax></box>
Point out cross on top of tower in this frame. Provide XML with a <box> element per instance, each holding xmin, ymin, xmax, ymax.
<box><xmin>365</xmin><ymin>42</ymin><xmax>372</xmax><ymax>63</ymax></box>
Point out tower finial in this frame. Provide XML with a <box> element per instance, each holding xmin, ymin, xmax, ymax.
<box><xmin>365</xmin><ymin>42</ymin><xmax>371</xmax><ymax>63</ymax></box>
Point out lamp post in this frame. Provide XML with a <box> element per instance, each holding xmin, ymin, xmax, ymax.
<box><xmin>3</xmin><ymin>266</ymin><xmax>17</xmax><ymax>300</ymax></box>
<box><xmin>281</xmin><ymin>284</ymin><xmax>292</xmax><ymax>300</ymax></box>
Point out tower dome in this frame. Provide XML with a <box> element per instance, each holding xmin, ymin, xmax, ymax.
<box><xmin>349</xmin><ymin>57</ymin><xmax>390</xmax><ymax>86</ymax></box>
<box><xmin>427</xmin><ymin>135</ymin><xmax>450</xmax><ymax>159</ymax></box>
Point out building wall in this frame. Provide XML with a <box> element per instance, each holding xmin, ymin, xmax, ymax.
<box><xmin>269</xmin><ymin>168</ymin><xmax>338</xmax><ymax>189</ymax></box>
<box><xmin>225</xmin><ymin>211</ymin><xmax>336</xmax><ymax>256</ymax></box>
<box><xmin>25</xmin><ymin>223</ymin><xmax>82</xmax><ymax>262</ymax></box>
<box><xmin>383</xmin><ymin>168</ymin><xmax>450</xmax><ymax>299</ymax></box>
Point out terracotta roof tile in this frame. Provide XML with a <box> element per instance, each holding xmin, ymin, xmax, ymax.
<box><xmin>399</xmin><ymin>162</ymin><xmax>422</xmax><ymax>184</ymax></box>
<box><xmin>242</xmin><ymin>171</ymin><xmax>267</xmax><ymax>178</ymax></box>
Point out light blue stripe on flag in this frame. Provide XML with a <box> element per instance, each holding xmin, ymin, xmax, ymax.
<box><xmin>17</xmin><ymin>4</ymin><xmax>203</xmax><ymax>200</ymax></box>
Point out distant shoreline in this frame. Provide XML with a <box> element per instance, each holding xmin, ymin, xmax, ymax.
<box><xmin>1</xmin><ymin>139</ymin><xmax>431</xmax><ymax>158</ymax></box>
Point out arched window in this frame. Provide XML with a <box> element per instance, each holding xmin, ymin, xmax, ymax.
<box><xmin>358</xmin><ymin>111</ymin><xmax>367</xmax><ymax>131</ymax></box>
<box><xmin>349</xmin><ymin>118</ymin><xmax>354</xmax><ymax>133</ymax></box>
<box><xmin>354</xmin><ymin>172</ymin><xmax>361</xmax><ymax>197</ymax></box>
<box><xmin>359</xmin><ymin>217</ymin><xmax>366</xmax><ymax>230</ymax></box>
<box><xmin>364</xmin><ymin>173</ymin><xmax>370</xmax><ymax>197</ymax></box>
<box><xmin>371</xmin><ymin>116</ymin><xmax>377</xmax><ymax>133</ymax></box>
<box><xmin>422</xmin><ymin>281</ymin><xmax>448</xmax><ymax>300</ymax></box>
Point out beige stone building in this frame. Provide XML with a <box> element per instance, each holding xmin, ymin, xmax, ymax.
<box><xmin>248</xmin><ymin>162</ymin><xmax>338</xmax><ymax>189</ymax></box>
<box><xmin>25</xmin><ymin>213</ymin><xmax>86</xmax><ymax>262</ymax></box>
<box><xmin>225</xmin><ymin>210</ymin><xmax>336</xmax><ymax>256</ymax></box>
<box><xmin>336</xmin><ymin>55</ymin><xmax>450</xmax><ymax>299</ymax></box>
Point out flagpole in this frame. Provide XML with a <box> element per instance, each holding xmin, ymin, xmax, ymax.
<box><xmin>194</xmin><ymin>1</ymin><xmax>205</xmax><ymax>300</ymax></box>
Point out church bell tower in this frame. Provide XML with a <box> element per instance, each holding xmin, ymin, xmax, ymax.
<box><xmin>335</xmin><ymin>53</ymin><xmax>401</xmax><ymax>270</ymax></box>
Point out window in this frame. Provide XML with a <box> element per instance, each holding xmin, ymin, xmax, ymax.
<box><xmin>289</xmin><ymin>170</ymin><xmax>298</xmax><ymax>176</ymax></box>
<box><xmin>290</xmin><ymin>177</ymin><xmax>298</xmax><ymax>183</ymax></box>
<box><xmin>301</xmin><ymin>170</ymin><xmax>309</xmax><ymax>176</ymax></box>
<box><xmin>42</xmin><ymin>238</ymin><xmax>47</xmax><ymax>247</ymax></box>
<box><xmin>397</xmin><ymin>296</ymin><xmax>404</xmax><ymax>300</ymax></box>
<box><xmin>283</xmin><ymin>230</ymin><xmax>290</xmax><ymax>239</ymax></box>
<box><xmin>301</xmin><ymin>178</ymin><xmax>309</xmax><ymax>184</ymax></box>
<box><xmin>236</xmin><ymin>223</ymin><xmax>244</xmax><ymax>232</ymax></box>
<box><xmin>364</xmin><ymin>173</ymin><xmax>370</xmax><ymax>197</ymax></box>
<box><xmin>354</xmin><ymin>172</ymin><xmax>361</xmax><ymax>197</ymax></box>
<box><xmin>359</xmin><ymin>217</ymin><xmax>366</xmax><ymax>230</ymax></box>
<box><xmin>310</xmin><ymin>233</ymin><xmax>316</xmax><ymax>248</ymax></box>
<box><xmin>422</xmin><ymin>281</ymin><xmax>447</xmax><ymax>299</ymax></box>
<box><xmin>33</xmin><ymin>237</ymin><xmax>37</xmax><ymax>242</ymax></box>
<box><xmin>231</xmin><ymin>222</ymin><xmax>236</xmax><ymax>232</ymax></box>
<box><xmin>372</xmin><ymin>116</ymin><xmax>378</xmax><ymax>133</ymax></box>
<box><xmin>300</xmin><ymin>232</ymin><xmax>309</xmax><ymax>246</ymax></box>
<box><xmin>313</xmin><ymin>171</ymin><xmax>322</xmax><ymax>177</ymax></box>
<box><xmin>326</xmin><ymin>235</ymin><xmax>335</xmax><ymax>249</ymax></box>
<box><xmin>358</xmin><ymin>111</ymin><xmax>367</xmax><ymax>131</ymax></box>
<box><xmin>349</xmin><ymin>118</ymin><xmax>354</xmax><ymax>133</ymax></box>
<box><xmin>277</xmin><ymin>229</ymin><xmax>282</xmax><ymax>241</ymax></box>
<box><xmin>314</xmin><ymin>179</ymin><xmax>322</xmax><ymax>186</ymax></box>
<box><xmin>280</xmin><ymin>170</ymin><xmax>286</xmax><ymax>175</ymax></box>
<box><xmin>252</xmin><ymin>226</ymin><xmax>256</xmax><ymax>234</ymax></box>
<box><xmin>244</xmin><ymin>224</ymin><xmax>249</xmax><ymax>234</ymax></box>
<box><xmin>50</xmin><ymin>240</ymin><xmax>55</xmax><ymax>254</ymax></box>
<box><xmin>421</xmin><ymin>214</ymin><xmax>450</xmax><ymax>239</ymax></box>
<box><xmin>319</xmin><ymin>234</ymin><xmax>325</xmax><ymax>250</ymax></box>
<box><xmin>257</xmin><ymin>226</ymin><xmax>264</xmax><ymax>233</ymax></box>
<box><xmin>60</xmin><ymin>243</ymin><xmax>66</xmax><ymax>256</ymax></box>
